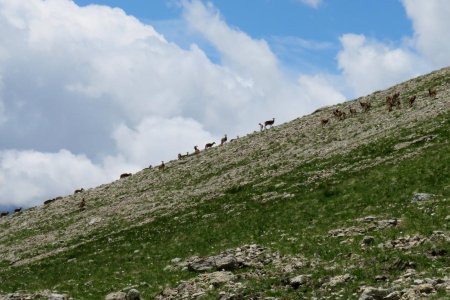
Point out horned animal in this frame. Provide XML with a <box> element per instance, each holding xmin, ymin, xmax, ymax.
<box><xmin>120</xmin><ymin>173</ymin><xmax>132</xmax><ymax>179</ymax></box>
<box><xmin>74</xmin><ymin>188</ymin><xmax>84</xmax><ymax>194</ymax></box>
<box><xmin>332</xmin><ymin>109</ymin><xmax>340</xmax><ymax>118</ymax></box>
<box><xmin>178</xmin><ymin>152</ymin><xmax>189</xmax><ymax>160</ymax></box>
<box><xmin>158</xmin><ymin>161</ymin><xmax>165</xmax><ymax>170</ymax></box>
<box><xmin>44</xmin><ymin>196</ymin><xmax>62</xmax><ymax>205</ymax></box>
<box><xmin>230</xmin><ymin>135</ymin><xmax>240</xmax><ymax>142</ymax></box>
<box><xmin>79</xmin><ymin>198</ymin><xmax>86</xmax><ymax>211</ymax></box>
<box><xmin>14</xmin><ymin>207</ymin><xmax>22</xmax><ymax>213</ymax></box>
<box><xmin>408</xmin><ymin>95</ymin><xmax>417</xmax><ymax>107</ymax></box>
<box><xmin>44</xmin><ymin>199</ymin><xmax>54</xmax><ymax>205</ymax></box>
<box><xmin>386</xmin><ymin>92</ymin><xmax>401</xmax><ymax>111</ymax></box>
<box><xmin>0</xmin><ymin>211</ymin><xmax>8</xmax><ymax>217</ymax></box>
<box><xmin>333</xmin><ymin>109</ymin><xmax>346</xmax><ymax>120</ymax></box>
<box><xmin>386</xmin><ymin>96</ymin><xmax>393</xmax><ymax>111</ymax></box>
<box><xmin>360</xmin><ymin>101</ymin><xmax>371</xmax><ymax>112</ymax></box>
<box><xmin>194</xmin><ymin>146</ymin><xmax>200</xmax><ymax>155</ymax></box>
<box><xmin>221</xmin><ymin>134</ymin><xmax>227</xmax><ymax>145</ymax></box>
<box><xmin>264</xmin><ymin>118</ymin><xmax>275</xmax><ymax>129</ymax></box>
<box><xmin>205</xmin><ymin>142</ymin><xmax>216</xmax><ymax>149</ymax></box>
<box><xmin>428</xmin><ymin>88</ymin><xmax>437</xmax><ymax>98</ymax></box>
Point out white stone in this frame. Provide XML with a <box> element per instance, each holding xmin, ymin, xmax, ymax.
<box><xmin>105</xmin><ymin>292</ymin><xmax>126</xmax><ymax>300</ymax></box>
<box><xmin>48</xmin><ymin>294</ymin><xmax>67</xmax><ymax>300</ymax></box>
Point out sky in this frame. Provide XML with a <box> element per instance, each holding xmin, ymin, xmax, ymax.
<box><xmin>1</xmin><ymin>0</ymin><xmax>450</xmax><ymax>209</ymax></box>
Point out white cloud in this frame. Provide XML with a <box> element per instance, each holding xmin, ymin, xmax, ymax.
<box><xmin>111</xmin><ymin>117</ymin><xmax>216</xmax><ymax>166</ymax></box>
<box><xmin>402</xmin><ymin>0</ymin><xmax>450</xmax><ymax>67</ymax></box>
<box><xmin>337</xmin><ymin>34</ymin><xmax>429</xmax><ymax>96</ymax></box>
<box><xmin>298</xmin><ymin>74</ymin><xmax>345</xmax><ymax>105</ymax></box>
<box><xmin>182</xmin><ymin>0</ymin><xmax>281</xmax><ymax>88</ymax></box>
<box><xmin>0</xmin><ymin>149</ymin><xmax>111</xmax><ymax>207</ymax></box>
<box><xmin>297</xmin><ymin>0</ymin><xmax>322</xmax><ymax>9</ymax></box>
<box><xmin>181</xmin><ymin>0</ymin><xmax>345</xmax><ymax>126</ymax></box>
<box><xmin>0</xmin><ymin>75</ymin><xmax>5</xmax><ymax>124</ymax></box>
<box><xmin>337</xmin><ymin>1</ymin><xmax>450</xmax><ymax>97</ymax></box>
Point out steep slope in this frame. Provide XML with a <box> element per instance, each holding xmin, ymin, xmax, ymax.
<box><xmin>0</xmin><ymin>67</ymin><xmax>449</xmax><ymax>299</ymax></box>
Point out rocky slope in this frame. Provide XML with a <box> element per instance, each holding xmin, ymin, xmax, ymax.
<box><xmin>0</xmin><ymin>66</ymin><xmax>449</xmax><ymax>299</ymax></box>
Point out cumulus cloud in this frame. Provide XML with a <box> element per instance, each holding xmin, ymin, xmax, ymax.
<box><xmin>0</xmin><ymin>149</ymin><xmax>110</xmax><ymax>207</ymax></box>
<box><xmin>0</xmin><ymin>76</ymin><xmax>5</xmax><ymax>124</ymax></box>
<box><xmin>181</xmin><ymin>0</ymin><xmax>343</xmax><ymax>127</ymax></box>
<box><xmin>0</xmin><ymin>0</ymin><xmax>346</xmax><ymax>208</ymax></box>
<box><xmin>337</xmin><ymin>1</ymin><xmax>450</xmax><ymax>96</ymax></box>
<box><xmin>182</xmin><ymin>0</ymin><xmax>280</xmax><ymax>85</ymax></box>
<box><xmin>402</xmin><ymin>0</ymin><xmax>450</xmax><ymax>67</ymax></box>
<box><xmin>298</xmin><ymin>74</ymin><xmax>345</xmax><ymax>105</ymax></box>
<box><xmin>337</xmin><ymin>34</ymin><xmax>427</xmax><ymax>96</ymax></box>
<box><xmin>111</xmin><ymin>117</ymin><xmax>216</xmax><ymax>166</ymax></box>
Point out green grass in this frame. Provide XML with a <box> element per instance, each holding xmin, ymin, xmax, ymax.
<box><xmin>1</xmin><ymin>113</ymin><xmax>449</xmax><ymax>299</ymax></box>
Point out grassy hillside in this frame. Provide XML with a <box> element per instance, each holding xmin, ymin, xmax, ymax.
<box><xmin>0</xmin><ymin>67</ymin><xmax>449</xmax><ymax>299</ymax></box>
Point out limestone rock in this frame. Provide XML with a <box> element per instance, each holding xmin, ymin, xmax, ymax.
<box><xmin>126</xmin><ymin>289</ymin><xmax>140</xmax><ymax>300</ymax></box>
<box><xmin>359</xmin><ymin>287</ymin><xmax>391</xmax><ymax>300</ymax></box>
<box><xmin>411</xmin><ymin>193</ymin><xmax>434</xmax><ymax>202</ymax></box>
<box><xmin>215</xmin><ymin>256</ymin><xmax>239</xmax><ymax>271</ymax></box>
<box><xmin>48</xmin><ymin>294</ymin><xmax>67</xmax><ymax>300</ymax></box>
<box><xmin>416</xmin><ymin>283</ymin><xmax>434</xmax><ymax>294</ymax></box>
<box><xmin>156</xmin><ymin>271</ymin><xmax>236</xmax><ymax>300</ymax></box>
<box><xmin>324</xmin><ymin>274</ymin><xmax>352</xmax><ymax>287</ymax></box>
<box><xmin>384</xmin><ymin>291</ymin><xmax>401</xmax><ymax>300</ymax></box>
<box><xmin>188</xmin><ymin>257</ymin><xmax>216</xmax><ymax>272</ymax></box>
<box><xmin>105</xmin><ymin>292</ymin><xmax>127</xmax><ymax>300</ymax></box>
<box><xmin>207</xmin><ymin>271</ymin><xmax>235</xmax><ymax>287</ymax></box>
<box><xmin>289</xmin><ymin>274</ymin><xmax>310</xmax><ymax>289</ymax></box>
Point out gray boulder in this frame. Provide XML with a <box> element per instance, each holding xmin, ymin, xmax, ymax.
<box><xmin>215</xmin><ymin>256</ymin><xmax>239</xmax><ymax>271</ymax></box>
<box><xmin>126</xmin><ymin>289</ymin><xmax>140</xmax><ymax>300</ymax></box>
<box><xmin>188</xmin><ymin>256</ymin><xmax>216</xmax><ymax>272</ymax></box>
<box><xmin>359</xmin><ymin>287</ymin><xmax>392</xmax><ymax>300</ymax></box>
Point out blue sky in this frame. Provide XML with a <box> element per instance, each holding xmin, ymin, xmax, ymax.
<box><xmin>73</xmin><ymin>0</ymin><xmax>412</xmax><ymax>40</ymax></box>
<box><xmin>1</xmin><ymin>0</ymin><xmax>450</xmax><ymax>209</ymax></box>
<box><xmin>73</xmin><ymin>0</ymin><xmax>413</xmax><ymax>73</ymax></box>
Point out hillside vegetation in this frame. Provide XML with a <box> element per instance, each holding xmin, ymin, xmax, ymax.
<box><xmin>0</xmin><ymin>67</ymin><xmax>449</xmax><ymax>299</ymax></box>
